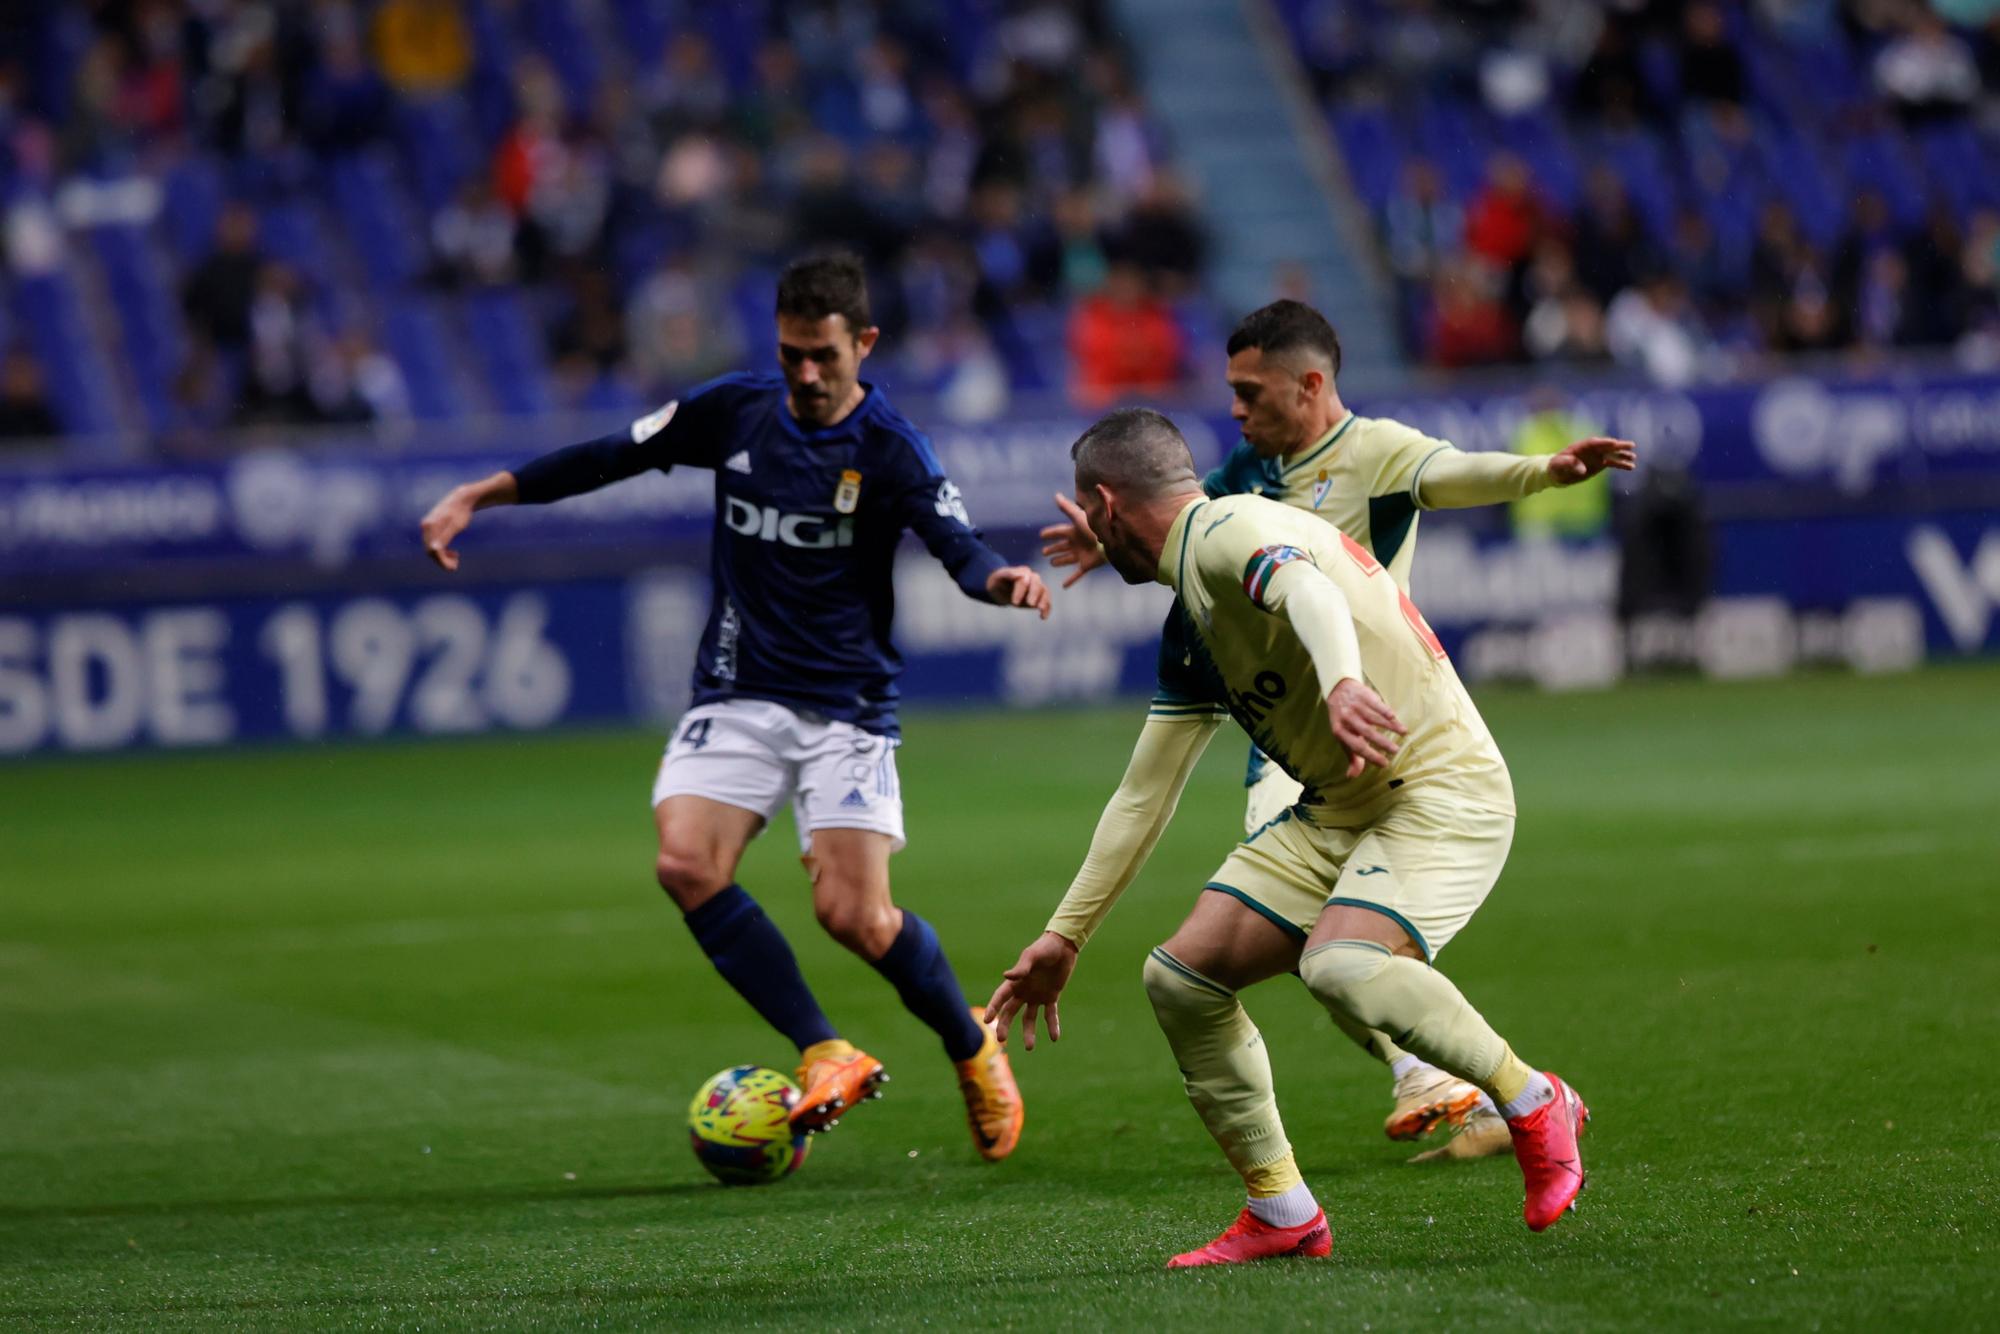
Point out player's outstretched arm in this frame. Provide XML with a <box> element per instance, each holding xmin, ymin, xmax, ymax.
<box><xmin>1413</xmin><ymin>436</ymin><xmax>1637</xmax><ymax>510</ymax></box>
<box><xmin>423</xmin><ymin>396</ymin><xmax>717</xmax><ymax>571</ymax></box>
<box><xmin>1545</xmin><ymin>435</ymin><xmax>1638</xmax><ymax>485</ymax></box>
<box><xmin>1038</xmin><ymin>492</ymin><xmax>1106</xmax><ymax>589</ymax></box>
<box><xmin>986</xmin><ymin>932</ymin><xmax>1077</xmax><ymax>1053</ymax></box>
<box><xmin>987</xmin><ymin>712</ymin><xmax>1221</xmax><ymax>1048</ymax></box>
<box><xmin>421</xmin><ymin>470</ymin><xmax>518</xmax><ymax>571</ymax></box>
<box><xmin>986</xmin><ymin>565</ymin><xmax>1052</xmax><ymax>619</ymax></box>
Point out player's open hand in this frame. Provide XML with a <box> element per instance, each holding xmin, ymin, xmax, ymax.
<box><xmin>1547</xmin><ymin>436</ymin><xmax>1637</xmax><ymax>485</ymax></box>
<box><xmin>988</xmin><ymin>565</ymin><xmax>1053</xmax><ymax>619</ymax></box>
<box><xmin>985</xmin><ymin>931</ymin><xmax>1078</xmax><ymax>1051</ymax></box>
<box><xmin>1038</xmin><ymin>492</ymin><xmax>1106</xmax><ymax>588</ymax></box>
<box><xmin>1327</xmin><ymin>678</ymin><xmax>1407</xmax><ymax>778</ymax></box>
<box><xmin>420</xmin><ymin>488</ymin><xmax>477</xmax><ymax>571</ymax></box>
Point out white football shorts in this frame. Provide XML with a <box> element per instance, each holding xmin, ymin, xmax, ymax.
<box><xmin>650</xmin><ymin>698</ymin><xmax>905</xmax><ymax>852</ymax></box>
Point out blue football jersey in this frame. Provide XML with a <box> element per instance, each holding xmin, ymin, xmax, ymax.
<box><xmin>513</xmin><ymin>373</ymin><xmax>1008</xmax><ymax>735</ymax></box>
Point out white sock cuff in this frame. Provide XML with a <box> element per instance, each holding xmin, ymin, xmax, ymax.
<box><xmin>1246</xmin><ymin>1180</ymin><xmax>1319</xmax><ymax>1228</ymax></box>
<box><xmin>1500</xmin><ymin>1072</ymin><xmax>1555</xmax><ymax>1121</ymax></box>
<box><xmin>1388</xmin><ymin>1054</ymin><xmax>1425</xmax><ymax>1082</ymax></box>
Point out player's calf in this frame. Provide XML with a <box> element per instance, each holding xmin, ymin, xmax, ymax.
<box><xmin>812</xmin><ymin>893</ymin><xmax>901</xmax><ymax>959</ymax></box>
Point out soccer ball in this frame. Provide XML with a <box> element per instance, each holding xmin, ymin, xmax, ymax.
<box><xmin>687</xmin><ymin>1065</ymin><xmax>810</xmax><ymax>1185</ymax></box>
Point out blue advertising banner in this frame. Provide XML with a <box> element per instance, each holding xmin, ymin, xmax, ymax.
<box><xmin>0</xmin><ymin>562</ymin><xmax>1178</xmax><ymax>755</ymax></box>
<box><xmin>1357</xmin><ymin>370</ymin><xmax>2000</xmax><ymax>499</ymax></box>
<box><xmin>2</xmin><ymin>369</ymin><xmax>1995</xmax><ymax>754</ymax></box>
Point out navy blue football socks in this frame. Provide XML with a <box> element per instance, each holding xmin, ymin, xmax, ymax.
<box><xmin>871</xmin><ymin>911</ymin><xmax>985</xmax><ymax>1062</ymax></box>
<box><xmin>683</xmin><ymin>886</ymin><xmax>838</xmax><ymax>1052</ymax></box>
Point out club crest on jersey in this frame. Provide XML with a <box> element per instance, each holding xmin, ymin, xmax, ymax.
<box><xmin>834</xmin><ymin>469</ymin><xmax>862</xmax><ymax>515</ymax></box>
<box><xmin>1312</xmin><ymin>471</ymin><xmax>1331</xmax><ymax>510</ymax></box>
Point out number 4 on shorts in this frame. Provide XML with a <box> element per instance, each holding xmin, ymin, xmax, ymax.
<box><xmin>680</xmin><ymin>717</ymin><xmax>713</xmax><ymax>750</ymax></box>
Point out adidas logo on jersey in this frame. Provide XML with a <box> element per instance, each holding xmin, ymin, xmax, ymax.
<box><xmin>839</xmin><ymin>788</ymin><xmax>869</xmax><ymax>809</ymax></box>
<box><xmin>725</xmin><ymin>450</ymin><xmax>752</xmax><ymax>474</ymax></box>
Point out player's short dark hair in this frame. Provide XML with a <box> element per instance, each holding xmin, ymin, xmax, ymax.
<box><xmin>1225</xmin><ymin>299</ymin><xmax>1342</xmax><ymax>377</ymax></box>
<box><xmin>1071</xmin><ymin>407</ymin><xmax>1198</xmax><ymax>498</ymax></box>
<box><xmin>776</xmin><ymin>252</ymin><xmax>873</xmax><ymax>332</ymax></box>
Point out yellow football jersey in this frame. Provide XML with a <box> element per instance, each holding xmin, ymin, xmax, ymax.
<box><xmin>1201</xmin><ymin>413</ymin><xmax>1454</xmax><ymax>591</ymax></box>
<box><xmin>1155</xmin><ymin>493</ymin><xmax>1510</xmax><ymax>821</ymax></box>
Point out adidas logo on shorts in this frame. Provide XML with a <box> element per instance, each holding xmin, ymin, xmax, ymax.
<box><xmin>839</xmin><ymin>788</ymin><xmax>869</xmax><ymax>809</ymax></box>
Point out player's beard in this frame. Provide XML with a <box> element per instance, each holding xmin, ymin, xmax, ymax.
<box><xmin>792</xmin><ymin>388</ymin><xmax>832</xmax><ymax>423</ymax></box>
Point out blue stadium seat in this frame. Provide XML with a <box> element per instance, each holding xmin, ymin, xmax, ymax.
<box><xmin>383</xmin><ymin>296</ymin><xmax>478</xmax><ymax>421</ymax></box>
<box><xmin>13</xmin><ymin>273</ymin><xmax>124</xmax><ymax>436</ymax></box>
<box><xmin>327</xmin><ymin>151</ymin><xmax>426</xmax><ymax>288</ymax></box>
<box><xmin>462</xmin><ymin>287</ymin><xmax>557</xmax><ymax>415</ymax></box>
<box><xmin>89</xmin><ymin>225</ymin><xmax>186</xmax><ymax>434</ymax></box>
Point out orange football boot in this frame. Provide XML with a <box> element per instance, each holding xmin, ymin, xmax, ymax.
<box><xmin>1384</xmin><ymin>1067</ymin><xmax>1487</xmax><ymax>1143</ymax></box>
<box><xmin>1507</xmin><ymin>1072</ymin><xmax>1590</xmax><ymax>1231</ymax></box>
<box><xmin>953</xmin><ymin>1006</ymin><xmax>1024</xmax><ymax>1161</ymax></box>
<box><xmin>1166</xmin><ymin>1207</ymin><xmax>1332</xmax><ymax>1269</ymax></box>
<box><xmin>789</xmin><ymin>1039</ymin><xmax>887</xmax><ymax>1135</ymax></box>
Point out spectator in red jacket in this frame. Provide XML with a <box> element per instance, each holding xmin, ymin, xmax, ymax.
<box><xmin>1464</xmin><ymin>152</ymin><xmax>1547</xmax><ymax>271</ymax></box>
<box><xmin>1427</xmin><ymin>257</ymin><xmax>1518</xmax><ymax>367</ymax></box>
<box><xmin>1067</xmin><ymin>261</ymin><xmax>1185</xmax><ymax>407</ymax></box>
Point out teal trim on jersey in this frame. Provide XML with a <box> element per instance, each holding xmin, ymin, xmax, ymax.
<box><xmin>1173</xmin><ymin>500</ymin><xmax>1206</xmax><ymax>589</ymax></box>
<box><xmin>1204</xmin><ymin>882</ymin><xmax>1308</xmax><ymax>942</ymax></box>
<box><xmin>1324</xmin><ymin>896</ymin><xmax>1432</xmax><ymax>961</ymax></box>
<box><xmin>1300</xmin><ymin>938</ymin><xmax>1393</xmax><ymax>964</ymax></box>
<box><xmin>1281</xmin><ymin>413</ymin><xmax>1357</xmax><ymax>479</ymax></box>
<box><xmin>1368</xmin><ymin>493</ymin><xmax>1419</xmax><ymax>571</ymax></box>
<box><xmin>1203</xmin><ymin>443</ymin><xmax>1277</xmax><ymax>498</ymax></box>
<box><xmin>1244</xmin><ymin>740</ymin><xmax>1271</xmax><ymax>788</ymax></box>
<box><xmin>1148</xmin><ymin>946</ymin><xmax>1235</xmax><ymax>998</ymax></box>
<box><xmin>1156</xmin><ymin>598</ymin><xmax>1231</xmax><ymax>711</ymax></box>
<box><xmin>1149</xmin><ymin>702</ymin><xmax>1226</xmax><ymax>719</ymax></box>
<box><xmin>1243</xmin><ymin>808</ymin><xmax>1294</xmax><ymax>845</ymax></box>
<box><xmin>1405</xmin><ymin>442</ymin><xmax>1452</xmax><ymax>510</ymax></box>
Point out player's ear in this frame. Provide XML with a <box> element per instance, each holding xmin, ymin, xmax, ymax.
<box><xmin>853</xmin><ymin>326</ymin><xmax>880</xmax><ymax>360</ymax></box>
<box><xmin>1297</xmin><ymin>366</ymin><xmax>1324</xmax><ymax>401</ymax></box>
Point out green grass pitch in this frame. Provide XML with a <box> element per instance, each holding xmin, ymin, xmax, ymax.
<box><xmin>4</xmin><ymin>666</ymin><xmax>1998</xmax><ymax>1329</ymax></box>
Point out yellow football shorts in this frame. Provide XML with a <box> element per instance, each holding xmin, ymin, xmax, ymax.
<box><xmin>1206</xmin><ymin>786</ymin><xmax>1515</xmax><ymax>961</ymax></box>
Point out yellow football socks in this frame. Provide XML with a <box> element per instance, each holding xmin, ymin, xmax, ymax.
<box><xmin>1298</xmin><ymin>940</ymin><xmax>1531</xmax><ymax>1107</ymax></box>
<box><xmin>1143</xmin><ymin>947</ymin><xmax>1299</xmax><ymax>1193</ymax></box>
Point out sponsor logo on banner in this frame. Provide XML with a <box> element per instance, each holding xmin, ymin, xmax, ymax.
<box><xmin>1906</xmin><ymin>525</ymin><xmax>2000</xmax><ymax>649</ymax></box>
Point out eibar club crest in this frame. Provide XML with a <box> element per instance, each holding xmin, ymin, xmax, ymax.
<box><xmin>1311</xmin><ymin>470</ymin><xmax>1332</xmax><ymax>510</ymax></box>
<box><xmin>833</xmin><ymin>469</ymin><xmax>862</xmax><ymax>514</ymax></box>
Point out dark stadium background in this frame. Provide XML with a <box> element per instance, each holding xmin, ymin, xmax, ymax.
<box><xmin>2</xmin><ymin>1</ymin><xmax>1996</xmax><ymax>1326</ymax></box>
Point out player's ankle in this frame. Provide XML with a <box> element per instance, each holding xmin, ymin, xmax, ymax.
<box><xmin>1245</xmin><ymin>1180</ymin><xmax>1319</xmax><ymax>1228</ymax></box>
<box><xmin>1500</xmin><ymin>1071</ymin><xmax>1555</xmax><ymax>1121</ymax></box>
<box><xmin>1389</xmin><ymin>1053</ymin><xmax>1430</xmax><ymax>1082</ymax></box>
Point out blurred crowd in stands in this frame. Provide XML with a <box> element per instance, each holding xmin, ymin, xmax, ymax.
<box><xmin>0</xmin><ymin>0</ymin><xmax>1210</xmax><ymax>446</ymax></box>
<box><xmin>1285</xmin><ymin>0</ymin><xmax>2000</xmax><ymax>380</ymax></box>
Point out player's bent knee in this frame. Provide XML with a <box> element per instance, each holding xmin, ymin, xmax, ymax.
<box><xmin>1143</xmin><ymin>948</ymin><xmax>1231</xmax><ymax>1020</ymax></box>
<box><xmin>654</xmin><ymin>850</ymin><xmax>728</xmax><ymax>909</ymax></box>
<box><xmin>812</xmin><ymin>890</ymin><xmax>896</xmax><ymax>956</ymax></box>
<box><xmin>1299</xmin><ymin>940</ymin><xmax>1396</xmax><ymax>1026</ymax></box>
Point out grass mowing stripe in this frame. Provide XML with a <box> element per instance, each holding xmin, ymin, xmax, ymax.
<box><xmin>1</xmin><ymin>666</ymin><xmax>1996</xmax><ymax>1328</ymax></box>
